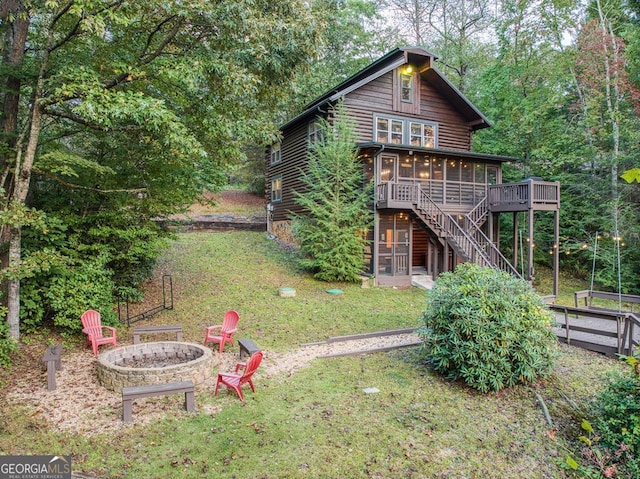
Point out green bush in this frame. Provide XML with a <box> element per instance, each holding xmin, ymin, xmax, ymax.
<box><xmin>44</xmin><ymin>255</ymin><xmax>119</xmax><ymax>331</ymax></box>
<box><xmin>0</xmin><ymin>306</ymin><xmax>17</xmax><ymax>368</ymax></box>
<box><xmin>584</xmin><ymin>354</ymin><xmax>640</xmax><ymax>478</ymax></box>
<box><xmin>16</xmin><ymin>212</ymin><xmax>167</xmax><ymax>337</ymax></box>
<box><xmin>418</xmin><ymin>263</ymin><xmax>558</xmax><ymax>393</ymax></box>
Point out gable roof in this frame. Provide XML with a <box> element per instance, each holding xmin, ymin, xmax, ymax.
<box><xmin>281</xmin><ymin>46</ymin><xmax>491</xmax><ymax>131</ymax></box>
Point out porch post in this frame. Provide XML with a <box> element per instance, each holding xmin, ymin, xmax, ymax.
<box><xmin>553</xmin><ymin>209</ymin><xmax>560</xmax><ymax>297</ymax></box>
<box><xmin>512</xmin><ymin>212</ymin><xmax>519</xmax><ymax>271</ymax></box>
<box><xmin>373</xmin><ymin>208</ymin><xmax>379</xmax><ymax>286</ymax></box>
<box><xmin>527</xmin><ymin>208</ymin><xmax>534</xmax><ymax>282</ymax></box>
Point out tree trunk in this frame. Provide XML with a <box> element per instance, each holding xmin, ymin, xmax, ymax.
<box><xmin>4</xmin><ymin>7</ymin><xmax>50</xmax><ymax>340</ymax></box>
<box><xmin>7</xmin><ymin>226</ymin><xmax>20</xmax><ymax>340</ymax></box>
<box><xmin>1</xmin><ymin>1</ymin><xmax>30</xmax><ymax>340</ymax></box>
<box><xmin>595</xmin><ymin>0</ymin><xmax>620</xmax><ymax>201</ymax></box>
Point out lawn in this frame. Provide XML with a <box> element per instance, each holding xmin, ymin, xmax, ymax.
<box><xmin>0</xmin><ymin>231</ymin><xmax>626</xmax><ymax>478</ymax></box>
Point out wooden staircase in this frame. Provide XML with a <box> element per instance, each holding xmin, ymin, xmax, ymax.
<box><xmin>409</xmin><ymin>186</ymin><xmax>521</xmax><ymax>278</ymax></box>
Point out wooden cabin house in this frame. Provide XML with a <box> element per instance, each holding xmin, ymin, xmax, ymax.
<box><xmin>266</xmin><ymin>47</ymin><xmax>560</xmax><ymax>292</ymax></box>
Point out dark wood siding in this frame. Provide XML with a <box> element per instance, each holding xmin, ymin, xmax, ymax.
<box><xmin>420</xmin><ymin>83</ymin><xmax>472</xmax><ymax>150</ymax></box>
<box><xmin>342</xmin><ymin>70</ymin><xmax>473</xmax><ymax>150</ymax></box>
<box><xmin>343</xmin><ymin>72</ymin><xmax>394</xmax><ymax>143</ymax></box>
<box><xmin>412</xmin><ymin>224</ymin><xmax>428</xmax><ymax>267</ymax></box>
<box><xmin>268</xmin><ymin>120</ymin><xmax>320</xmax><ymax>221</ymax></box>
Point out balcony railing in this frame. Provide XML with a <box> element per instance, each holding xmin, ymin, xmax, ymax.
<box><xmin>488</xmin><ymin>179</ymin><xmax>559</xmax><ymax>212</ymax></box>
<box><xmin>378</xmin><ymin>179</ymin><xmax>559</xmax><ymax>213</ymax></box>
<box><xmin>377</xmin><ymin>181</ymin><xmax>521</xmax><ymax>278</ymax></box>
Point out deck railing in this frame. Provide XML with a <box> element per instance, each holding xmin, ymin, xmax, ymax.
<box><xmin>488</xmin><ymin>180</ymin><xmax>559</xmax><ymax>210</ymax></box>
<box><xmin>549</xmin><ymin>305</ymin><xmax>639</xmax><ymax>356</ymax></box>
<box><xmin>378</xmin><ymin>181</ymin><xmax>520</xmax><ymax>277</ymax></box>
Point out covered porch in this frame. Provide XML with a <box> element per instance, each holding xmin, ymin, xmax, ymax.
<box><xmin>372</xmin><ymin>178</ymin><xmax>560</xmax><ymax>295</ymax></box>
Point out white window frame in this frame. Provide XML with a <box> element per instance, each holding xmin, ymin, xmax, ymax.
<box><xmin>308</xmin><ymin>120</ymin><xmax>323</xmax><ymax>146</ymax></box>
<box><xmin>409</xmin><ymin>122</ymin><xmax>436</xmax><ymax>148</ymax></box>
<box><xmin>374</xmin><ymin>115</ymin><xmax>438</xmax><ymax>148</ymax></box>
<box><xmin>271</xmin><ymin>175</ymin><xmax>282</xmax><ymax>203</ymax></box>
<box><xmin>400</xmin><ymin>73</ymin><xmax>413</xmax><ymax>103</ymax></box>
<box><xmin>270</xmin><ymin>142</ymin><xmax>281</xmax><ymax>165</ymax></box>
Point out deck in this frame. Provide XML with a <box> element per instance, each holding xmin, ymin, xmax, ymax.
<box><xmin>550</xmin><ymin>305</ymin><xmax>640</xmax><ymax>357</ymax></box>
<box><xmin>488</xmin><ymin>179</ymin><xmax>560</xmax><ymax>212</ymax></box>
<box><xmin>376</xmin><ymin>179</ymin><xmax>560</xmax><ymax>213</ymax></box>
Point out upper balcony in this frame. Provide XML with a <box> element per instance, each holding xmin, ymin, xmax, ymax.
<box><xmin>487</xmin><ymin>179</ymin><xmax>560</xmax><ymax>212</ymax></box>
<box><xmin>376</xmin><ymin>178</ymin><xmax>560</xmax><ymax>213</ymax></box>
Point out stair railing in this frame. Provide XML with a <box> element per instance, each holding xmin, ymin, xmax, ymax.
<box><xmin>400</xmin><ymin>184</ymin><xmax>521</xmax><ymax>278</ymax></box>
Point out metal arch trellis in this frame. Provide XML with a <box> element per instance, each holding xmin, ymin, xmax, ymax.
<box><xmin>117</xmin><ymin>275</ymin><xmax>174</xmax><ymax>327</ymax></box>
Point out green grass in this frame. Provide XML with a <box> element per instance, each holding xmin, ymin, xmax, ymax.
<box><xmin>0</xmin><ymin>232</ymin><xmax>627</xmax><ymax>478</ymax></box>
<box><xmin>153</xmin><ymin>232</ymin><xmax>425</xmax><ymax>351</ymax></box>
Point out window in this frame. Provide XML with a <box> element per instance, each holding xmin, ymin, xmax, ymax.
<box><xmin>461</xmin><ymin>160</ymin><xmax>473</xmax><ymax>182</ymax></box>
<box><xmin>308</xmin><ymin>120</ymin><xmax>323</xmax><ymax>145</ymax></box>
<box><xmin>410</xmin><ymin>122</ymin><xmax>435</xmax><ymax>148</ymax></box>
<box><xmin>271</xmin><ymin>176</ymin><xmax>282</xmax><ymax>203</ymax></box>
<box><xmin>391</xmin><ymin>120</ymin><xmax>403</xmax><ymax>144</ymax></box>
<box><xmin>376</xmin><ymin>117</ymin><xmax>389</xmax><ymax>143</ymax></box>
<box><xmin>270</xmin><ymin>142</ymin><xmax>281</xmax><ymax>165</ymax></box>
<box><xmin>374</xmin><ymin>115</ymin><xmax>437</xmax><ymax>148</ymax></box>
<box><xmin>401</xmin><ymin>74</ymin><xmax>413</xmax><ymax>103</ymax></box>
<box><xmin>474</xmin><ymin>163</ymin><xmax>485</xmax><ymax>183</ymax></box>
<box><xmin>399</xmin><ymin>156</ymin><xmax>413</xmax><ymax>178</ymax></box>
<box><xmin>376</xmin><ymin>117</ymin><xmax>404</xmax><ymax>144</ymax></box>
<box><xmin>447</xmin><ymin>159</ymin><xmax>461</xmax><ymax>182</ymax></box>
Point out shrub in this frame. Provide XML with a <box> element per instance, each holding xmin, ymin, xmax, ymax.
<box><xmin>581</xmin><ymin>353</ymin><xmax>640</xmax><ymax>478</ymax></box>
<box><xmin>44</xmin><ymin>255</ymin><xmax>119</xmax><ymax>331</ymax></box>
<box><xmin>418</xmin><ymin>263</ymin><xmax>558</xmax><ymax>393</ymax></box>
<box><xmin>0</xmin><ymin>306</ymin><xmax>17</xmax><ymax>368</ymax></box>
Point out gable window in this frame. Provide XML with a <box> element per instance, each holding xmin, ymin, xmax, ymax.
<box><xmin>270</xmin><ymin>142</ymin><xmax>281</xmax><ymax>165</ymax></box>
<box><xmin>374</xmin><ymin>115</ymin><xmax>438</xmax><ymax>148</ymax></box>
<box><xmin>308</xmin><ymin>120</ymin><xmax>323</xmax><ymax>146</ymax></box>
<box><xmin>271</xmin><ymin>176</ymin><xmax>282</xmax><ymax>203</ymax></box>
<box><xmin>401</xmin><ymin>74</ymin><xmax>413</xmax><ymax>103</ymax></box>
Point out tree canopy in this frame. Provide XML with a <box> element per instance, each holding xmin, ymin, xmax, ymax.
<box><xmin>1</xmin><ymin>0</ymin><xmax>640</xmax><ymax>361</ymax></box>
<box><xmin>0</xmin><ymin>0</ymin><xmax>322</xmax><ymax>346</ymax></box>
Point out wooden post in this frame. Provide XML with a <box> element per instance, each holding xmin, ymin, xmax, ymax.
<box><xmin>512</xmin><ymin>212</ymin><xmax>519</xmax><ymax>271</ymax></box>
<box><xmin>528</xmin><ymin>208</ymin><xmax>534</xmax><ymax>282</ymax></box>
<box><xmin>553</xmin><ymin>209</ymin><xmax>560</xmax><ymax>297</ymax></box>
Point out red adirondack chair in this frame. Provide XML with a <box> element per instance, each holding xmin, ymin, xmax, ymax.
<box><xmin>215</xmin><ymin>351</ymin><xmax>263</xmax><ymax>401</ymax></box>
<box><xmin>81</xmin><ymin>310</ymin><xmax>117</xmax><ymax>356</ymax></box>
<box><xmin>204</xmin><ymin>310</ymin><xmax>240</xmax><ymax>353</ymax></box>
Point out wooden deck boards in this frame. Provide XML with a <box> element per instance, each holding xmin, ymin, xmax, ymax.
<box><xmin>550</xmin><ymin>305</ymin><xmax>639</xmax><ymax>357</ymax></box>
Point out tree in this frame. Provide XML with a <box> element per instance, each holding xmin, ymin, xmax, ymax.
<box><xmin>292</xmin><ymin>102</ymin><xmax>373</xmax><ymax>282</ymax></box>
<box><xmin>575</xmin><ymin>0</ymin><xmax>640</xmax><ymax>200</ymax></box>
<box><xmin>290</xmin><ymin>0</ymin><xmax>398</xmax><ymax>109</ymax></box>
<box><xmin>383</xmin><ymin>0</ymin><xmax>497</xmax><ymax>91</ymax></box>
<box><xmin>0</xmin><ymin>0</ymin><xmax>321</xmax><ymax>341</ymax></box>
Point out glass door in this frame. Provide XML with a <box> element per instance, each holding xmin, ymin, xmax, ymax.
<box><xmin>379</xmin><ymin>154</ymin><xmax>397</xmax><ymax>182</ymax></box>
<box><xmin>378</xmin><ymin>212</ymin><xmax>410</xmax><ymax>277</ymax></box>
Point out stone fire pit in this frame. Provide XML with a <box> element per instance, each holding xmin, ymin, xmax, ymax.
<box><xmin>96</xmin><ymin>341</ymin><xmax>213</xmax><ymax>392</ymax></box>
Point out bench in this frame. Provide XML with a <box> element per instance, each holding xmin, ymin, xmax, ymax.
<box><xmin>238</xmin><ymin>338</ymin><xmax>261</xmax><ymax>359</ymax></box>
<box><xmin>42</xmin><ymin>345</ymin><xmax>63</xmax><ymax>391</ymax></box>
<box><xmin>132</xmin><ymin>324</ymin><xmax>183</xmax><ymax>344</ymax></box>
<box><xmin>121</xmin><ymin>380</ymin><xmax>195</xmax><ymax>423</ymax></box>
<box><xmin>574</xmin><ymin>290</ymin><xmax>640</xmax><ymax>313</ymax></box>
